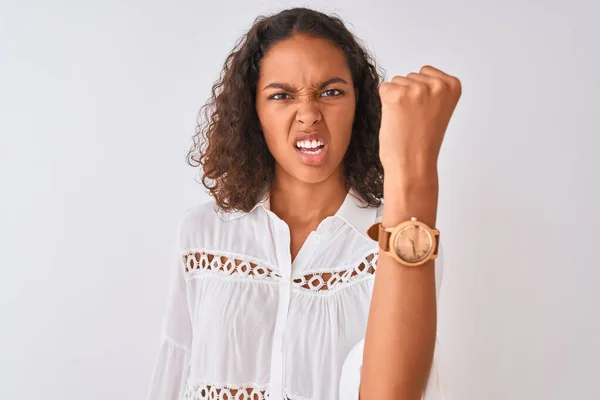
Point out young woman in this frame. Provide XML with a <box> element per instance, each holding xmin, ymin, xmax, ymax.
<box><xmin>147</xmin><ymin>7</ymin><xmax>461</xmax><ymax>400</ymax></box>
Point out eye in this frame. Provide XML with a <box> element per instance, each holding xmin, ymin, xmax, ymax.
<box><xmin>321</xmin><ymin>89</ymin><xmax>343</xmax><ymax>97</ymax></box>
<box><xmin>269</xmin><ymin>93</ymin><xmax>291</xmax><ymax>100</ymax></box>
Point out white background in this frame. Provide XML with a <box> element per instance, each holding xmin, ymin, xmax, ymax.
<box><xmin>1</xmin><ymin>0</ymin><xmax>598</xmax><ymax>399</ymax></box>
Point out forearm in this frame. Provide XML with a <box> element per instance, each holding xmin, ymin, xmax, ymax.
<box><xmin>359</xmin><ymin>172</ymin><xmax>439</xmax><ymax>400</ymax></box>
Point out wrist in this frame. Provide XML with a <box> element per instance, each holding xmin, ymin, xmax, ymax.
<box><xmin>382</xmin><ymin>174</ymin><xmax>439</xmax><ymax>228</ymax></box>
<box><xmin>381</xmin><ymin>157</ymin><xmax>438</xmax><ymax>180</ymax></box>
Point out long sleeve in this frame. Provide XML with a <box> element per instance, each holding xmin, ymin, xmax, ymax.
<box><xmin>147</xmin><ymin>220</ymin><xmax>193</xmax><ymax>400</ymax></box>
<box><xmin>338</xmin><ymin>243</ymin><xmax>446</xmax><ymax>400</ymax></box>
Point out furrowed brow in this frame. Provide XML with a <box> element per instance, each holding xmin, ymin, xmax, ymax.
<box><xmin>262</xmin><ymin>77</ymin><xmax>349</xmax><ymax>92</ymax></box>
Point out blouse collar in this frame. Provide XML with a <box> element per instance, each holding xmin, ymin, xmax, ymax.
<box><xmin>215</xmin><ymin>187</ymin><xmax>379</xmax><ymax>239</ymax></box>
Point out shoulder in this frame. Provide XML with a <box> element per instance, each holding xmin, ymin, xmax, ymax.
<box><xmin>181</xmin><ymin>197</ymin><xmax>220</xmax><ymax>225</ymax></box>
<box><xmin>176</xmin><ymin>197</ymin><xmax>222</xmax><ymax>245</ymax></box>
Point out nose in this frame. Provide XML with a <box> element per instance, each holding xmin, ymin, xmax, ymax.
<box><xmin>296</xmin><ymin>101</ymin><xmax>322</xmax><ymax>126</ymax></box>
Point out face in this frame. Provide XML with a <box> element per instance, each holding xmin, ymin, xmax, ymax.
<box><xmin>255</xmin><ymin>33</ymin><xmax>357</xmax><ymax>185</ymax></box>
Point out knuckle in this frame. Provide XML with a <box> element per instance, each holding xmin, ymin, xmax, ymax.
<box><xmin>391</xmin><ymin>89</ymin><xmax>406</xmax><ymax>103</ymax></box>
<box><xmin>380</xmin><ymin>82</ymin><xmax>405</xmax><ymax>103</ymax></box>
<box><xmin>454</xmin><ymin>79</ymin><xmax>463</xmax><ymax>95</ymax></box>
<box><xmin>448</xmin><ymin>75</ymin><xmax>462</xmax><ymax>91</ymax></box>
<box><xmin>390</xmin><ymin>75</ymin><xmax>404</xmax><ymax>85</ymax></box>
<box><xmin>410</xmin><ymin>84</ymin><xmax>427</xmax><ymax>99</ymax></box>
<box><xmin>430</xmin><ymin>79</ymin><xmax>447</xmax><ymax>95</ymax></box>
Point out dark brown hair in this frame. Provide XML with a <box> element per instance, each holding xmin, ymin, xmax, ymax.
<box><xmin>187</xmin><ymin>7</ymin><xmax>385</xmax><ymax>212</ymax></box>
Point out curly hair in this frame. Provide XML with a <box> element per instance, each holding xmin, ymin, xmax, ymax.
<box><xmin>187</xmin><ymin>7</ymin><xmax>385</xmax><ymax>213</ymax></box>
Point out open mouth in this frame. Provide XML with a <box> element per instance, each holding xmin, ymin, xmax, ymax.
<box><xmin>295</xmin><ymin>139</ymin><xmax>325</xmax><ymax>154</ymax></box>
<box><xmin>295</xmin><ymin>143</ymin><xmax>325</xmax><ymax>154</ymax></box>
<box><xmin>294</xmin><ymin>139</ymin><xmax>328</xmax><ymax>166</ymax></box>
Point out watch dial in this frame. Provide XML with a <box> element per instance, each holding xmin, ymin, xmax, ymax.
<box><xmin>393</xmin><ymin>225</ymin><xmax>433</xmax><ymax>263</ymax></box>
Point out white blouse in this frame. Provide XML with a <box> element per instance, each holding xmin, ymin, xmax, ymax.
<box><xmin>147</xmin><ymin>188</ymin><xmax>445</xmax><ymax>400</ymax></box>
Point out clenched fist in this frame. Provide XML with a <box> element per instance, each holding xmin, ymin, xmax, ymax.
<box><xmin>378</xmin><ymin>65</ymin><xmax>462</xmax><ymax>177</ymax></box>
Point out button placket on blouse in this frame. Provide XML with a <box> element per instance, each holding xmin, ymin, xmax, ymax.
<box><xmin>268</xmin><ymin>218</ymin><xmax>293</xmax><ymax>400</ymax></box>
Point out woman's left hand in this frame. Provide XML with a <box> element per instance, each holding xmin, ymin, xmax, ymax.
<box><xmin>378</xmin><ymin>65</ymin><xmax>462</xmax><ymax>180</ymax></box>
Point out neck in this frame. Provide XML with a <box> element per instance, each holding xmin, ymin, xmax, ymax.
<box><xmin>269</xmin><ymin>166</ymin><xmax>348</xmax><ymax>231</ymax></box>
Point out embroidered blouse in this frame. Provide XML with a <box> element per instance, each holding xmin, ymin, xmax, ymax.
<box><xmin>147</xmin><ymin>188</ymin><xmax>445</xmax><ymax>400</ymax></box>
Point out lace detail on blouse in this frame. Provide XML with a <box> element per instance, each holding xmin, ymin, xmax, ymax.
<box><xmin>183</xmin><ymin>251</ymin><xmax>282</xmax><ymax>281</ymax></box>
<box><xmin>292</xmin><ymin>251</ymin><xmax>378</xmax><ymax>293</ymax></box>
<box><xmin>183</xmin><ymin>382</ymin><xmax>299</xmax><ymax>400</ymax></box>
<box><xmin>182</xmin><ymin>250</ymin><xmax>379</xmax><ymax>292</ymax></box>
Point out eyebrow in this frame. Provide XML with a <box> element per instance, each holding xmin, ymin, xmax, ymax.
<box><xmin>261</xmin><ymin>77</ymin><xmax>349</xmax><ymax>92</ymax></box>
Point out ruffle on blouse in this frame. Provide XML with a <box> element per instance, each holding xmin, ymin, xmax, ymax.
<box><xmin>147</xmin><ymin>336</ymin><xmax>191</xmax><ymax>400</ymax></box>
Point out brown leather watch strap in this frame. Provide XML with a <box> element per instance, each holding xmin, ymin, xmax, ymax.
<box><xmin>378</xmin><ymin>223</ymin><xmax>391</xmax><ymax>252</ymax></box>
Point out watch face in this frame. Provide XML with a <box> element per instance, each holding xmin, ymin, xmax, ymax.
<box><xmin>393</xmin><ymin>224</ymin><xmax>433</xmax><ymax>263</ymax></box>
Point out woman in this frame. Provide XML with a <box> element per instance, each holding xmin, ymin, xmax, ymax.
<box><xmin>147</xmin><ymin>7</ymin><xmax>461</xmax><ymax>400</ymax></box>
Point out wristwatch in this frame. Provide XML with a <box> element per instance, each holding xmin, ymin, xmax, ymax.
<box><xmin>367</xmin><ymin>217</ymin><xmax>440</xmax><ymax>267</ymax></box>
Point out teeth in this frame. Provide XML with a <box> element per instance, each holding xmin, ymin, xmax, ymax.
<box><xmin>296</xmin><ymin>139</ymin><xmax>324</xmax><ymax>149</ymax></box>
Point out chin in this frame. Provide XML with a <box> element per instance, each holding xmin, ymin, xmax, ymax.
<box><xmin>272</xmin><ymin>145</ymin><xmax>344</xmax><ymax>185</ymax></box>
<box><xmin>287</xmin><ymin>160</ymin><xmax>342</xmax><ymax>185</ymax></box>
<box><xmin>294</xmin><ymin>169</ymin><xmax>333</xmax><ymax>184</ymax></box>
